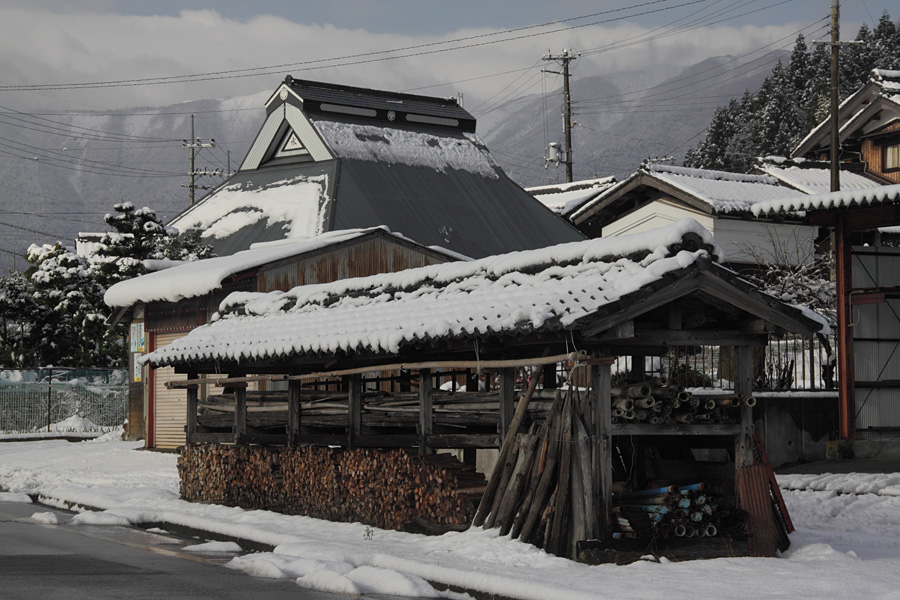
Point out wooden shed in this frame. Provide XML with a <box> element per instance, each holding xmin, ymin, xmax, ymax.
<box><xmin>143</xmin><ymin>218</ymin><xmax>823</xmax><ymax>557</ymax></box>
<box><xmin>106</xmin><ymin>227</ymin><xmax>460</xmax><ymax>448</ymax></box>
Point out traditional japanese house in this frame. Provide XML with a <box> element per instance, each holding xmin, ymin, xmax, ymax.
<box><xmin>169</xmin><ymin>76</ymin><xmax>584</xmax><ymax>259</ymax></box>
<box><xmin>142</xmin><ymin>218</ymin><xmax>824</xmax><ymax>558</ymax></box>
<box><xmin>568</xmin><ymin>163</ymin><xmax>818</xmax><ymax>268</ymax></box>
<box><xmin>794</xmin><ymin>69</ymin><xmax>900</xmax><ymax>184</ymax></box>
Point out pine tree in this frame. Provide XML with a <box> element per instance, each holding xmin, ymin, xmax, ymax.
<box><xmin>685</xmin><ymin>13</ymin><xmax>900</xmax><ymax>172</ymax></box>
<box><xmin>0</xmin><ymin>203</ymin><xmax>213</xmax><ymax>369</ymax></box>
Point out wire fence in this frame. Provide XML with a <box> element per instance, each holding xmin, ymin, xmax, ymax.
<box><xmin>610</xmin><ymin>333</ymin><xmax>837</xmax><ymax>392</ymax></box>
<box><xmin>0</xmin><ymin>368</ymin><xmax>129</xmax><ymax>434</ymax></box>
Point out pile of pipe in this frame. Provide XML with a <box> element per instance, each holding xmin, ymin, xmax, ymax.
<box><xmin>611</xmin><ymin>483</ymin><xmax>734</xmax><ymax>540</ymax></box>
<box><xmin>611</xmin><ymin>378</ymin><xmax>756</xmax><ymax>425</ymax></box>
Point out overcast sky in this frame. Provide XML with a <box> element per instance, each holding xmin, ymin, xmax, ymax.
<box><xmin>0</xmin><ymin>0</ymin><xmax>893</xmax><ymax>112</ymax></box>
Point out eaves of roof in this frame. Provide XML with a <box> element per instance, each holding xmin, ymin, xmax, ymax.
<box><xmin>571</xmin><ymin>171</ymin><xmax>715</xmax><ymax>226</ymax></box>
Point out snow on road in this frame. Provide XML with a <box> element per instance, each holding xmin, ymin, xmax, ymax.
<box><xmin>2</xmin><ymin>437</ymin><xmax>900</xmax><ymax>599</ymax></box>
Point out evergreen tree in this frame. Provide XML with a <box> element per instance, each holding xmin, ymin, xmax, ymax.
<box><xmin>0</xmin><ymin>203</ymin><xmax>213</xmax><ymax>369</ymax></box>
<box><xmin>685</xmin><ymin>13</ymin><xmax>900</xmax><ymax>172</ymax></box>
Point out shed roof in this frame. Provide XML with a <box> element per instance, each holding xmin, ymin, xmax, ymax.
<box><xmin>104</xmin><ymin>227</ymin><xmax>458</xmax><ymax>308</ymax></box>
<box><xmin>143</xmin><ymin>219</ymin><xmax>822</xmax><ymax>371</ymax></box>
<box><xmin>751</xmin><ymin>183</ymin><xmax>900</xmax><ymax>218</ymax></box>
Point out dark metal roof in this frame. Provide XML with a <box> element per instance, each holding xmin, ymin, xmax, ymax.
<box><xmin>331</xmin><ymin>157</ymin><xmax>585</xmax><ymax>258</ymax></box>
<box><xmin>277</xmin><ymin>76</ymin><xmax>476</xmax><ymax>132</ymax></box>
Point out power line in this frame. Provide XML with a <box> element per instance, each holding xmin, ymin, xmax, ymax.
<box><xmin>0</xmin><ymin>0</ymin><xmax>712</xmax><ymax>92</ymax></box>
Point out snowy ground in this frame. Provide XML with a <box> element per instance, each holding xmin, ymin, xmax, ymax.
<box><xmin>2</xmin><ymin>436</ymin><xmax>900</xmax><ymax>600</ymax></box>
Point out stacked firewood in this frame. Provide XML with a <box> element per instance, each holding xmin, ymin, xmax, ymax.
<box><xmin>474</xmin><ymin>386</ymin><xmax>595</xmax><ymax>558</ymax></box>
<box><xmin>178</xmin><ymin>445</ymin><xmax>484</xmax><ymax>531</ymax></box>
<box><xmin>611</xmin><ymin>482</ymin><xmax>746</xmax><ymax>540</ymax></box>
<box><xmin>611</xmin><ymin>379</ymin><xmax>755</xmax><ymax>425</ymax></box>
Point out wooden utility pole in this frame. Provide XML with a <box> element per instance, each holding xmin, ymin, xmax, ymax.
<box><xmin>543</xmin><ymin>49</ymin><xmax>579</xmax><ymax>182</ymax></box>
<box><xmin>829</xmin><ymin>0</ymin><xmax>841</xmax><ymax>192</ymax></box>
<box><xmin>182</xmin><ymin>115</ymin><xmax>217</xmax><ymax>206</ymax></box>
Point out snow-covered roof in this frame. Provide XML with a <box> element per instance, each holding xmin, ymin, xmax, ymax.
<box><xmin>169</xmin><ymin>173</ymin><xmax>329</xmax><ymax>243</ymax></box>
<box><xmin>751</xmin><ymin>184</ymin><xmax>900</xmax><ymax>217</ymax></box>
<box><xmin>645</xmin><ymin>164</ymin><xmax>806</xmax><ymax>213</ymax></box>
<box><xmin>142</xmin><ymin>219</ymin><xmax>730</xmax><ymax>367</ymax></box>
<box><xmin>104</xmin><ymin>227</ymin><xmax>446</xmax><ymax>308</ymax></box>
<box><xmin>311</xmin><ymin>119</ymin><xmax>499</xmax><ymax>179</ymax></box>
<box><xmin>756</xmin><ymin>158</ymin><xmax>882</xmax><ymax>195</ymax></box>
<box><xmin>526</xmin><ymin>177</ymin><xmax>617</xmax><ymax>217</ymax></box>
<box><xmin>794</xmin><ymin>69</ymin><xmax>900</xmax><ymax>156</ymax></box>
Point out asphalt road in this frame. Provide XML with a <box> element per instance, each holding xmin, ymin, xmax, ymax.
<box><xmin>0</xmin><ymin>501</ymin><xmax>394</xmax><ymax>600</ymax></box>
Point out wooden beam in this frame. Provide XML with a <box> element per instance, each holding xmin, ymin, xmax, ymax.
<box><xmin>734</xmin><ymin>345</ymin><xmax>754</xmax><ymax>468</ymax></box>
<box><xmin>419</xmin><ymin>369</ymin><xmax>433</xmax><ymax>455</ymax></box>
<box><xmin>285</xmin><ymin>353</ymin><xmax>585</xmax><ymax>382</ymax></box>
<box><xmin>347</xmin><ymin>374</ymin><xmax>362</xmax><ymax>449</ymax></box>
<box><xmin>592</xmin><ymin>353</ymin><xmax>612</xmax><ymax>540</ymax></box>
<box><xmin>603</xmin><ymin>329</ymin><xmax>769</xmax><ymax>348</ymax></box>
<box><xmin>185</xmin><ymin>372</ymin><xmax>198</xmax><ymax>444</ymax></box>
<box><xmin>287</xmin><ymin>379</ymin><xmax>301</xmax><ymax>447</ymax></box>
<box><xmin>499</xmin><ymin>368</ymin><xmax>515</xmax><ymax>439</ymax></box>
<box><xmin>807</xmin><ymin>203</ymin><xmax>900</xmax><ymax>230</ymax></box>
<box><xmin>234</xmin><ymin>386</ymin><xmax>247</xmax><ymax>443</ymax></box>
<box><xmin>836</xmin><ymin>215</ymin><xmax>857</xmax><ymax>440</ymax></box>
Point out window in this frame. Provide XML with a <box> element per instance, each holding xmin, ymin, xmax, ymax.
<box><xmin>885</xmin><ymin>143</ymin><xmax>900</xmax><ymax>171</ymax></box>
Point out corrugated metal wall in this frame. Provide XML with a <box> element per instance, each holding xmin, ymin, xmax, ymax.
<box><xmin>852</xmin><ymin>247</ymin><xmax>900</xmax><ymax>438</ymax></box>
<box><xmin>152</xmin><ymin>332</ymin><xmax>189</xmax><ymax>449</ymax></box>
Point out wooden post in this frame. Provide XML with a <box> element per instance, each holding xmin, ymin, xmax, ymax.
<box><xmin>499</xmin><ymin>368</ymin><xmax>515</xmax><ymax>439</ymax></box>
<box><xmin>734</xmin><ymin>345</ymin><xmax>754</xmax><ymax>468</ymax></box>
<box><xmin>233</xmin><ymin>385</ymin><xmax>247</xmax><ymax>444</ymax></box>
<box><xmin>288</xmin><ymin>379</ymin><xmax>301</xmax><ymax>447</ymax></box>
<box><xmin>347</xmin><ymin>374</ymin><xmax>362</xmax><ymax>449</ymax></box>
<box><xmin>591</xmin><ymin>353</ymin><xmax>611</xmax><ymax>539</ymax></box>
<box><xmin>419</xmin><ymin>368</ymin><xmax>433</xmax><ymax>455</ymax></box>
<box><xmin>835</xmin><ymin>215</ymin><xmax>856</xmax><ymax>440</ymax></box>
<box><xmin>185</xmin><ymin>372</ymin><xmax>198</xmax><ymax>444</ymax></box>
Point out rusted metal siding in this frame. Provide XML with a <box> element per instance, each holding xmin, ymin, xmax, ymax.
<box><xmin>861</xmin><ymin>121</ymin><xmax>900</xmax><ymax>183</ymax></box>
<box><xmin>146</xmin><ymin>278</ymin><xmax>256</xmax><ymax>333</ymax></box>
<box><xmin>258</xmin><ymin>236</ymin><xmax>450</xmax><ymax>292</ymax></box>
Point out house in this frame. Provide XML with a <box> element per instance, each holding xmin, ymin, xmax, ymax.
<box><xmin>169</xmin><ymin>76</ymin><xmax>585</xmax><ymax>259</ymax></box>
<box><xmin>569</xmin><ymin>163</ymin><xmax>817</xmax><ymax>268</ymax></box>
<box><xmin>106</xmin><ymin>227</ymin><xmax>462</xmax><ymax>448</ymax></box>
<box><xmin>525</xmin><ymin>177</ymin><xmax>617</xmax><ymax>219</ymax></box>
<box><xmin>752</xmin><ymin>184</ymin><xmax>900</xmax><ymax>445</ymax></box>
<box><xmin>794</xmin><ymin>69</ymin><xmax>900</xmax><ymax>184</ymax></box>
<box><xmin>142</xmin><ymin>218</ymin><xmax>823</xmax><ymax>554</ymax></box>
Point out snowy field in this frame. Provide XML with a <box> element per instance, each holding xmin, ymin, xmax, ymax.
<box><xmin>2</xmin><ymin>436</ymin><xmax>900</xmax><ymax>599</ymax></box>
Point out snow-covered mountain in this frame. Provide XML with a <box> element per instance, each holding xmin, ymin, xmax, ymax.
<box><xmin>0</xmin><ymin>55</ymin><xmax>774</xmax><ymax>273</ymax></box>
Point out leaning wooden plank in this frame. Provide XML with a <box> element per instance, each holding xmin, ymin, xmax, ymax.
<box><xmin>548</xmin><ymin>394</ymin><xmax>573</xmax><ymax>556</ymax></box>
<box><xmin>510</xmin><ymin>390</ymin><xmax>563</xmax><ymax>539</ymax></box>
<box><xmin>472</xmin><ymin>369</ymin><xmax>543</xmax><ymax>527</ymax></box>
<box><xmin>496</xmin><ymin>432</ymin><xmax>540</xmax><ymax>536</ymax></box>
<box><xmin>483</xmin><ymin>439</ymin><xmax>521</xmax><ymax>529</ymax></box>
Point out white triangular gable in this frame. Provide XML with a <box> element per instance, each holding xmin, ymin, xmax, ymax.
<box><xmin>240</xmin><ymin>102</ymin><xmax>333</xmax><ymax>171</ymax></box>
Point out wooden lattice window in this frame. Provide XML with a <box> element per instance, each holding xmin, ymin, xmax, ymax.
<box><xmin>885</xmin><ymin>143</ymin><xmax>900</xmax><ymax>172</ymax></box>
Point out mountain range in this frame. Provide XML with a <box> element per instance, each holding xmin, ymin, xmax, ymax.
<box><xmin>0</xmin><ymin>55</ymin><xmax>774</xmax><ymax>274</ymax></box>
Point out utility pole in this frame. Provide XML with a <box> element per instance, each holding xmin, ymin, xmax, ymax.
<box><xmin>543</xmin><ymin>49</ymin><xmax>579</xmax><ymax>183</ymax></box>
<box><xmin>813</xmin><ymin>0</ymin><xmax>860</xmax><ymax>192</ymax></box>
<box><xmin>182</xmin><ymin>115</ymin><xmax>217</xmax><ymax>206</ymax></box>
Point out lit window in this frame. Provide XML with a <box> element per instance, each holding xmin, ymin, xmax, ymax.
<box><xmin>886</xmin><ymin>143</ymin><xmax>900</xmax><ymax>171</ymax></box>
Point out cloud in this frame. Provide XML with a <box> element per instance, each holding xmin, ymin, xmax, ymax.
<box><xmin>0</xmin><ymin>7</ymin><xmax>810</xmax><ymax>112</ymax></box>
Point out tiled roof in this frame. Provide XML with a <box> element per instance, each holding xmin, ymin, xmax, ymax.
<box><xmin>143</xmin><ymin>219</ymin><xmax>722</xmax><ymax>367</ymax></box>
